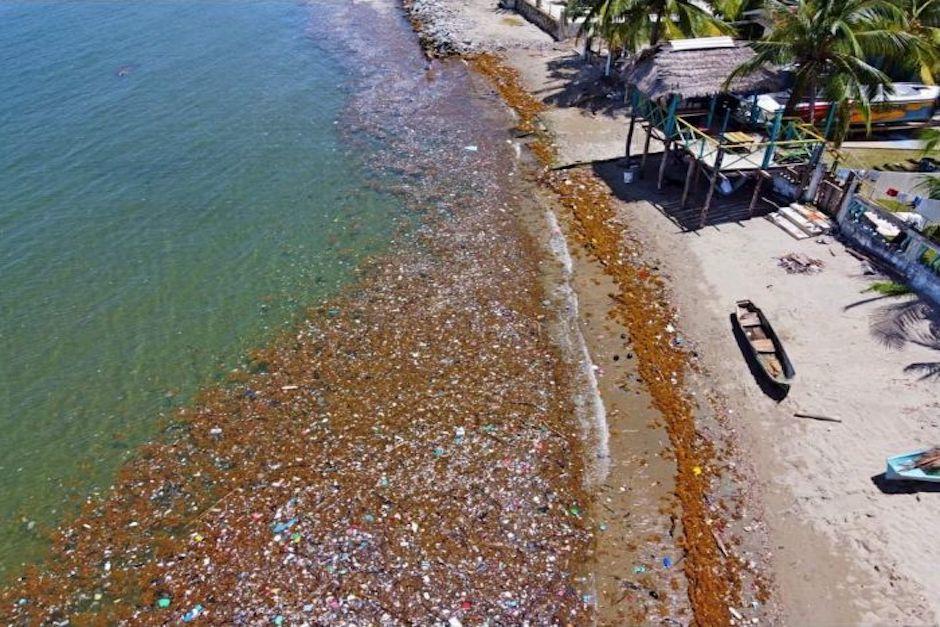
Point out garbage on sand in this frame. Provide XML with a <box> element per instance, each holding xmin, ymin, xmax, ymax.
<box><xmin>777</xmin><ymin>253</ymin><xmax>824</xmax><ymax>274</ymax></box>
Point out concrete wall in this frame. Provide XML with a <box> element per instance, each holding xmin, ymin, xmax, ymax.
<box><xmin>513</xmin><ymin>0</ymin><xmax>579</xmax><ymax>40</ymax></box>
<box><xmin>837</xmin><ymin>196</ymin><xmax>940</xmax><ymax>306</ymax></box>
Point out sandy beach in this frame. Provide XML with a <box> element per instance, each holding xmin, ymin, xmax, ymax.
<box><xmin>613</xmin><ymin>172</ymin><xmax>940</xmax><ymax>625</ymax></box>
<box><xmin>404</xmin><ymin>0</ymin><xmax>940</xmax><ymax>624</ymax></box>
<box><xmin>4</xmin><ymin>0</ymin><xmax>938</xmax><ymax>623</ymax></box>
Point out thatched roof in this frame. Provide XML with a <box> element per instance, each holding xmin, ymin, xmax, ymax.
<box><xmin>623</xmin><ymin>37</ymin><xmax>786</xmax><ymax>101</ymax></box>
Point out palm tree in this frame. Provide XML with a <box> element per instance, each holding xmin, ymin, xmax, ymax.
<box><xmin>728</xmin><ymin>0</ymin><xmax>921</xmax><ymax>142</ymax></box>
<box><xmin>712</xmin><ymin>0</ymin><xmax>768</xmax><ymax>38</ymax></box>
<box><xmin>576</xmin><ymin>0</ymin><xmax>732</xmax><ymax>56</ymax></box>
<box><xmin>891</xmin><ymin>0</ymin><xmax>940</xmax><ymax>83</ymax></box>
<box><xmin>712</xmin><ymin>0</ymin><xmax>761</xmax><ymax>19</ymax></box>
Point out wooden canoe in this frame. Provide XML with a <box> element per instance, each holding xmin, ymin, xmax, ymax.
<box><xmin>734</xmin><ymin>299</ymin><xmax>795</xmax><ymax>390</ymax></box>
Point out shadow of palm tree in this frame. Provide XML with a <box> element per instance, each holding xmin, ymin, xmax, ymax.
<box><xmin>867</xmin><ymin>295</ymin><xmax>940</xmax><ymax>379</ymax></box>
<box><xmin>540</xmin><ymin>53</ymin><xmax>627</xmax><ymax>118</ymax></box>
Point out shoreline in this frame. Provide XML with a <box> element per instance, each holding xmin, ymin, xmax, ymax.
<box><xmin>454</xmin><ymin>21</ymin><xmax>774</xmax><ymax>627</ymax></box>
<box><xmin>404</xmin><ymin>1</ymin><xmax>940</xmax><ymax>624</ymax></box>
<box><xmin>1</xmin><ymin>1</ymin><xmax>603</xmax><ymax>622</ymax></box>
<box><xmin>5</xmin><ymin>0</ymin><xmax>937</xmax><ymax>623</ymax></box>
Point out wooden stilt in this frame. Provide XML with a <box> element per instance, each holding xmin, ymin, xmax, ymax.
<box><xmin>639</xmin><ymin>123</ymin><xmax>653</xmax><ymax>177</ymax></box>
<box><xmin>749</xmin><ymin>173</ymin><xmax>766</xmax><ymax>217</ymax></box>
<box><xmin>657</xmin><ymin>140</ymin><xmax>671</xmax><ymax>190</ymax></box>
<box><xmin>701</xmin><ymin>147</ymin><xmax>724</xmax><ymax>228</ymax></box>
<box><xmin>680</xmin><ymin>157</ymin><xmax>696</xmax><ymax>208</ymax></box>
<box><xmin>626</xmin><ymin>113</ymin><xmax>637</xmax><ymax>160</ymax></box>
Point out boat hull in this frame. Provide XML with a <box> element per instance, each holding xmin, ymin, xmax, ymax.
<box><xmin>751</xmin><ymin>84</ymin><xmax>940</xmax><ymax>128</ymax></box>
<box><xmin>733</xmin><ymin>299</ymin><xmax>795</xmax><ymax>390</ymax></box>
<box><xmin>885</xmin><ymin>450</ymin><xmax>940</xmax><ymax>483</ymax></box>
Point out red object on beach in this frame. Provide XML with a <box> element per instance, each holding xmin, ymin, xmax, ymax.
<box><xmin>886</xmin><ymin>187</ymin><xmax>899</xmax><ymax>197</ymax></box>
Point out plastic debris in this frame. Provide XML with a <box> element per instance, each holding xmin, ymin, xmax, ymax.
<box><xmin>156</xmin><ymin>597</ymin><xmax>171</xmax><ymax>609</ymax></box>
<box><xmin>0</xmin><ymin>33</ymin><xmax>595</xmax><ymax>626</ymax></box>
<box><xmin>182</xmin><ymin>604</ymin><xmax>204</xmax><ymax>622</ymax></box>
<box><xmin>272</xmin><ymin>518</ymin><xmax>298</xmax><ymax>534</ymax></box>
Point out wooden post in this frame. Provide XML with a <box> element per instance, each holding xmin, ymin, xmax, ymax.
<box><xmin>749</xmin><ymin>94</ymin><xmax>760</xmax><ymax>123</ymax></box>
<box><xmin>719</xmin><ymin>107</ymin><xmax>731</xmax><ymax>141</ymax></box>
<box><xmin>762</xmin><ymin>109</ymin><xmax>783</xmax><ymax>169</ymax></box>
<box><xmin>749</xmin><ymin>172</ymin><xmax>766</xmax><ymax>217</ymax></box>
<box><xmin>680</xmin><ymin>157</ymin><xmax>696</xmax><ymax>208</ymax></box>
<box><xmin>664</xmin><ymin>94</ymin><xmax>680</xmax><ymax>137</ymax></box>
<box><xmin>657</xmin><ymin>139</ymin><xmax>671</xmax><ymax>190</ymax></box>
<box><xmin>701</xmin><ymin>147</ymin><xmax>724</xmax><ymax>227</ymax></box>
<box><xmin>626</xmin><ymin>112</ymin><xmax>637</xmax><ymax>159</ymax></box>
<box><xmin>640</xmin><ymin>122</ymin><xmax>653</xmax><ymax>176</ymax></box>
<box><xmin>706</xmin><ymin>94</ymin><xmax>717</xmax><ymax>130</ymax></box>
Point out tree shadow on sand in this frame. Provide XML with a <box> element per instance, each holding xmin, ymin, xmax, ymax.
<box><xmin>848</xmin><ymin>294</ymin><xmax>940</xmax><ymax>380</ymax></box>
<box><xmin>539</xmin><ymin>54</ymin><xmax>628</xmax><ymax>118</ymax></box>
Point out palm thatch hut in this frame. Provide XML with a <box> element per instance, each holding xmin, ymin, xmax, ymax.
<box><xmin>623</xmin><ymin>37</ymin><xmax>785</xmax><ymax>103</ymax></box>
<box><xmin>620</xmin><ymin>37</ymin><xmax>829</xmax><ymax>230</ymax></box>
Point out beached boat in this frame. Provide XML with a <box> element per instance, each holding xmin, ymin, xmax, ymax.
<box><xmin>733</xmin><ymin>299</ymin><xmax>795</xmax><ymax>390</ymax></box>
<box><xmin>885</xmin><ymin>448</ymin><xmax>940</xmax><ymax>483</ymax></box>
<box><xmin>748</xmin><ymin>83</ymin><xmax>940</xmax><ymax>128</ymax></box>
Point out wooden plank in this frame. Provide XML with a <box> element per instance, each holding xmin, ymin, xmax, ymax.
<box><xmin>752</xmin><ymin>338</ymin><xmax>776</xmax><ymax>353</ymax></box>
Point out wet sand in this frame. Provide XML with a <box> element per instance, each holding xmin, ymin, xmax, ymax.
<box><xmin>463</xmin><ymin>50</ymin><xmax>781</xmax><ymax>627</ymax></box>
<box><xmin>419</xmin><ymin>0</ymin><xmax>940</xmax><ymax>622</ymax></box>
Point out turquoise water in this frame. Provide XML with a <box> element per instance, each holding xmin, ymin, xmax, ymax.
<box><xmin>0</xmin><ymin>1</ymin><xmax>403</xmax><ymax>573</ymax></box>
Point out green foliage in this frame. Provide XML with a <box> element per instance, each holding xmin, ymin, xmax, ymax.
<box><xmin>878</xmin><ymin>197</ymin><xmax>915</xmax><ymax>212</ymax></box>
<box><xmin>920</xmin><ymin>126</ymin><xmax>940</xmax><ymax>155</ymax></box>
<box><xmin>728</xmin><ymin>0</ymin><xmax>928</xmax><ymax>146</ymax></box>
<box><xmin>863</xmin><ymin>280</ymin><xmax>914</xmax><ymax>295</ymax></box>
<box><xmin>888</xmin><ymin>0</ymin><xmax>940</xmax><ymax>83</ymax></box>
<box><xmin>577</xmin><ymin>0</ymin><xmax>733</xmax><ymax>51</ymax></box>
<box><xmin>921</xmin><ymin>222</ymin><xmax>940</xmax><ymax>243</ymax></box>
<box><xmin>916</xmin><ymin>174</ymin><xmax>940</xmax><ymax>199</ymax></box>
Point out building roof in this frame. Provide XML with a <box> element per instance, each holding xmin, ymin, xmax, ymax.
<box><xmin>623</xmin><ymin>38</ymin><xmax>786</xmax><ymax>101</ymax></box>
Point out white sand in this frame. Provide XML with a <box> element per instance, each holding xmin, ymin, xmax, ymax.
<box><xmin>621</xmin><ymin>197</ymin><xmax>940</xmax><ymax>624</ymax></box>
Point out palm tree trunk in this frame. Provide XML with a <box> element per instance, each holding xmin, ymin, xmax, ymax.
<box><xmin>784</xmin><ymin>72</ymin><xmax>811</xmax><ymax>118</ymax></box>
<box><xmin>807</xmin><ymin>79</ymin><xmax>818</xmax><ymax>127</ymax></box>
<box><xmin>650</xmin><ymin>3</ymin><xmax>664</xmax><ymax>45</ymax></box>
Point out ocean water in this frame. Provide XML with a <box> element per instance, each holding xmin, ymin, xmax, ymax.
<box><xmin>0</xmin><ymin>0</ymin><xmax>404</xmax><ymax>574</ymax></box>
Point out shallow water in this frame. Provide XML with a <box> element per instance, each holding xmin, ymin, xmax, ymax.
<box><xmin>0</xmin><ymin>0</ymin><xmax>406</xmax><ymax>573</ymax></box>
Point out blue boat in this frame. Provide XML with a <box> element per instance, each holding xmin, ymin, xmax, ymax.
<box><xmin>885</xmin><ymin>449</ymin><xmax>940</xmax><ymax>483</ymax></box>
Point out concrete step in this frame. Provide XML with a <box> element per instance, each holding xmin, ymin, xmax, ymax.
<box><xmin>779</xmin><ymin>205</ymin><xmax>824</xmax><ymax>236</ymax></box>
<box><xmin>767</xmin><ymin>212</ymin><xmax>811</xmax><ymax>240</ymax></box>
<box><xmin>789</xmin><ymin>202</ymin><xmax>834</xmax><ymax>232</ymax></box>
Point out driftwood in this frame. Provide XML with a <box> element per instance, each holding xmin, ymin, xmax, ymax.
<box><xmin>711</xmin><ymin>529</ymin><xmax>729</xmax><ymax>558</ymax></box>
<box><xmin>794</xmin><ymin>412</ymin><xmax>843</xmax><ymax>424</ymax></box>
